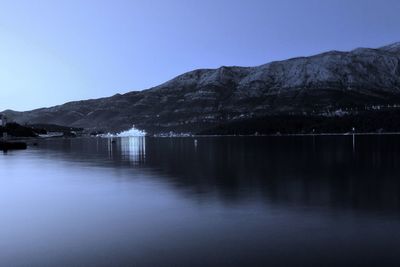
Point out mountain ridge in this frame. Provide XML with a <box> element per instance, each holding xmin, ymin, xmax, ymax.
<box><xmin>3</xmin><ymin>41</ymin><xmax>400</xmax><ymax>134</ymax></box>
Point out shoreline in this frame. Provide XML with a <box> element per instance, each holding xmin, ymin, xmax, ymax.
<box><xmin>4</xmin><ymin>131</ymin><xmax>400</xmax><ymax>142</ymax></box>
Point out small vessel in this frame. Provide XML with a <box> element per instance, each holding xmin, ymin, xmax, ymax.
<box><xmin>0</xmin><ymin>141</ymin><xmax>28</xmax><ymax>151</ymax></box>
<box><xmin>38</xmin><ymin>132</ymin><xmax>64</xmax><ymax>138</ymax></box>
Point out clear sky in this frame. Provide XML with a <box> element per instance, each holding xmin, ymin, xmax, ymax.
<box><xmin>1</xmin><ymin>0</ymin><xmax>399</xmax><ymax>111</ymax></box>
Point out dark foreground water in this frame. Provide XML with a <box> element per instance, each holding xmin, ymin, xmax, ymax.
<box><xmin>1</xmin><ymin>136</ymin><xmax>400</xmax><ymax>266</ymax></box>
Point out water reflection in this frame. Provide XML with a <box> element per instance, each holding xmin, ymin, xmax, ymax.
<box><xmin>105</xmin><ymin>137</ymin><xmax>146</xmax><ymax>164</ymax></box>
<box><xmin>2</xmin><ymin>136</ymin><xmax>400</xmax><ymax>266</ymax></box>
<box><xmin>31</xmin><ymin>135</ymin><xmax>400</xmax><ymax>215</ymax></box>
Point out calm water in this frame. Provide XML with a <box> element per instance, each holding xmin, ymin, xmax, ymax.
<box><xmin>1</xmin><ymin>136</ymin><xmax>400</xmax><ymax>266</ymax></box>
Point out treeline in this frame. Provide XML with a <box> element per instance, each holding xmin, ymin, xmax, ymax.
<box><xmin>29</xmin><ymin>124</ymin><xmax>83</xmax><ymax>136</ymax></box>
<box><xmin>0</xmin><ymin>123</ymin><xmax>38</xmax><ymax>137</ymax></box>
<box><xmin>0</xmin><ymin>123</ymin><xmax>83</xmax><ymax>138</ymax></box>
<box><xmin>198</xmin><ymin>110</ymin><xmax>400</xmax><ymax>135</ymax></box>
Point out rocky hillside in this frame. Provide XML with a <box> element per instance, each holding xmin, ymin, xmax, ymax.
<box><xmin>3</xmin><ymin>42</ymin><xmax>400</xmax><ymax>134</ymax></box>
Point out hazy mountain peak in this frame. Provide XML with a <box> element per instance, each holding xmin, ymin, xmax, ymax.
<box><xmin>379</xmin><ymin>42</ymin><xmax>400</xmax><ymax>53</ymax></box>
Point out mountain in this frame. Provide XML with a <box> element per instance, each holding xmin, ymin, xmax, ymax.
<box><xmin>3</xmin><ymin>42</ymin><xmax>400</xmax><ymax>134</ymax></box>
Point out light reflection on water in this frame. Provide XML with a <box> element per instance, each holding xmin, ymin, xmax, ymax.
<box><xmin>1</xmin><ymin>136</ymin><xmax>400</xmax><ymax>266</ymax></box>
<box><xmin>119</xmin><ymin>136</ymin><xmax>146</xmax><ymax>163</ymax></box>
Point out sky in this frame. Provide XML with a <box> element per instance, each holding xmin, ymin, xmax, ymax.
<box><xmin>0</xmin><ymin>0</ymin><xmax>399</xmax><ymax>111</ymax></box>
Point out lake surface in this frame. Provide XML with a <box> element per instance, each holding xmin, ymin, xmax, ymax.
<box><xmin>1</xmin><ymin>136</ymin><xmax>400</xmax><ymax>266</ymax></box>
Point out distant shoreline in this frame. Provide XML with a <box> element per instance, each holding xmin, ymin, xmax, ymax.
<box><xmin>193</xmin><ymin>132</ymin><xmax>400</xmax><ymax>138</ymax></box>
<box><xmin>5</xmin><ymin>132</ymin><xmax>400</xmax><ymax>143</ymax></box>
<box><xmin>153</xmin><ymin>132</ymin><xmax>400</xmax><ymax>138</ymax></box>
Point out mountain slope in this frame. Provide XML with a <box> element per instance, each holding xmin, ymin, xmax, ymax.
<box><xmin>4</xmin><ymin>42</ymin><xmax>400</xmax><ymax>134</ymax></box>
